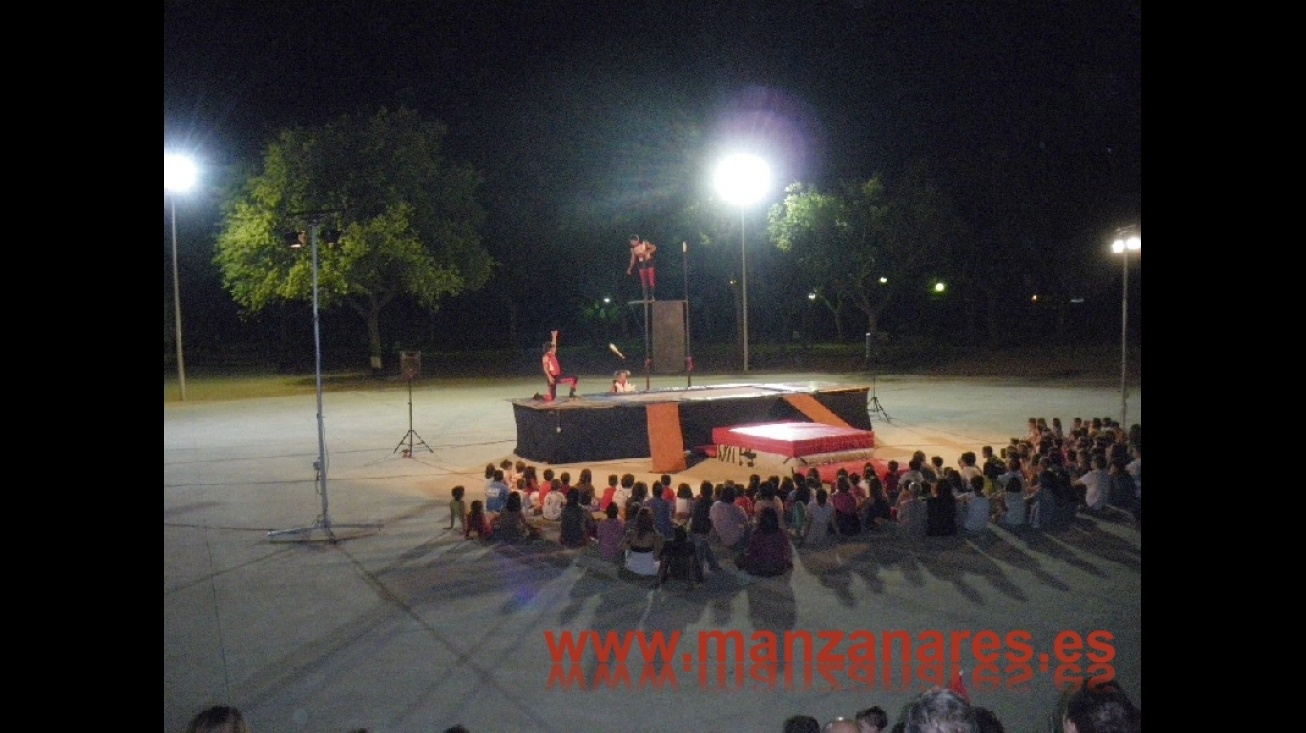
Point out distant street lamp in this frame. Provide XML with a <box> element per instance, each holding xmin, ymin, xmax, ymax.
<box><xmin>714</xmin><ymin>153</ymin><xmax>771</xmax><ymax>372</ymax></box>
<box><xmin>164</xmin><ymin>153</ymin><xmax>198</xmax><ymax>401</ymax></box>
<box><xmin>1111</xmin><ymin>226</ymin><xmax>1142</xmax><ymax>429</ymax></box>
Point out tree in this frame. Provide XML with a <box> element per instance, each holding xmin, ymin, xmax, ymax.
<box><xmin>767</xmin><ymin>162</ymin><xmax>964</xmax><ymax>343</ymax></box>
<box><xmin>214</xmin><ymin>107</ymin><xmax>494</xmax><ymax>370</ymax></box>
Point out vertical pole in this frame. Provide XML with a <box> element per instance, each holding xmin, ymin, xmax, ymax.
<box><xmin>311</xmin><ymin>222</ymin><xmax>330</xmax><ymax>527</ymax></box>
<box><xmin>1120</xmin><ymin>251</ymin><xmax>1129</xmax><ymax>430</ymax></box>
<box><xmin>741</xmin><ymin>210</ymin><xmax>749</xmax><ymax>372</ymax></box>
<box><xmin>170</xmin><ymin>196</ymin><xmax>187</xmax><ymax>401</ymax></box>
<box><xmin>643</xmin><ymin>275</ymin><xmax>651</xmax><ymax>391</ymax></box>
<box><xmin>682</xmin><ymin>241</ymin><xmax>693</xmax><ymax>387</ymax></box>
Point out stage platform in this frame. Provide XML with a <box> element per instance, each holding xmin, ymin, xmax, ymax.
<box><xmin>511</xmin><ymin>382</ymin><xmax>873</xmax><ymax>472</ymax></box>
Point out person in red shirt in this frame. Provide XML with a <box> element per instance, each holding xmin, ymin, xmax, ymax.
<box><xmin>540</xmin><ymin>329</ymin><xmax>578</xmax><ymax>401</ymax></box>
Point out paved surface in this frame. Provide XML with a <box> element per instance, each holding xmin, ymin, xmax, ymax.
<box><xmin>164</xmin><ymin>371</ymin><xmax>1141</xmax><ymax>733</ymax></box>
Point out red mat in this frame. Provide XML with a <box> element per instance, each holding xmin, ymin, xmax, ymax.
<box><xmin>711</xmin><ymin>421</ymin><xmax>875</xmax><ymax>458</ymax></box>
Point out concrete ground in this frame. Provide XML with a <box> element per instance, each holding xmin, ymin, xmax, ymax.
<box><xmin>164</xmin><ymin>371</ymin><xmax>1141</xmax><ymax>733</ymax></box>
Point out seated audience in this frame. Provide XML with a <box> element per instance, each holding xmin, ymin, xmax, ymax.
<box><xmin>559</xmin><ymin>489</ymin><xmax>595</xmax><ymax>548</ymax></box>
<box><xmin>710</xmin><ymin>484</ymin><xmax>752</xmax><ymax>553</ymax></box>
<box><xmin>926</xmin><ymin>480</ymin><xmax>959</xmax><ymax>536</ymax></box>
<box><xmin>899</xmin><ymin>688</ymin><xmax>977</xmax><ymax>733</ymax></box>
<box><xmin>1059</xmin><ymin>679</ymin><xmax>1141</xmax><ymax>733</ymax></box>
<box><xmin>782</xmin><ymin>714</ymin><xmax>821</xmax><ymax>733</ymax></box>
<box><xmin>595</xmin><ymin>502</ymin><xmax>626</xmax><ymax>563</ymax></box>
<box><xmin>657</xmin><ymin>524</ymin><xmax>702</xmax><ymax>588</ymax></box>
<box><xmin>491</xmin><ymin>491</ymin><xmax>541</xmax><ymax>542</ymax></box>
<box><xmin>736</xmin><ymin>507</ymin><xmax>792</xmax><ymax>576</ymax></box>
<box><xmin>855</xmin><ymin>706</ymin><xmax>889</xmax><ymax>733</ymax></box>
<box><xmin>621</xmin><ymin>507</ymin><xmax>662</xmax><ymax>577</ymax></box>
<box><xmin>804</xmin><ymin>487</ymin><xmax>836</xmax><ymax>547</ymax></box>
<box><xmin>958</xmin><ymin>475</ymin><xmax>991</xmax><ymax>532</ymax></box>
<box><xmin>465</xmin><ymin>500</ymin><xmax>492</xmax><ymax>540</ymax></box>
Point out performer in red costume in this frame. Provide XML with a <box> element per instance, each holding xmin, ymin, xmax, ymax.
<box><xmin>626</xmin><ymin>234</ymin><xmax>657</xmax><ymax>299</ymax></box>
<box><xmin>541</xmin><ymin>330</ymin><xmax>578</xmax><ymax>401</ymax></box>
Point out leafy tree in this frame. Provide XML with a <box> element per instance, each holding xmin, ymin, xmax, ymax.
<box><xmin>767</xmin><ymin>162</ymin><xmax>964</xmax><ymax>343</ymax></box>
<box><xmin>214</xmin><ymin>107</ymin><xmax>494</xmax><ymax>370</ymax></box>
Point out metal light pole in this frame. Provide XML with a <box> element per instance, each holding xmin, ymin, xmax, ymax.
<box><xmin>163</xmin><ymin>153</ymin><xmax>197</xmax><ymax>401</ymax></box>
<box><xmin>740</xmin><ymin>210</ymin><xmax>749</xmax><ymax>372</ymax></box>
<box><xmin>714</xmin><ymin>153</ymin><xmax>771</xmax><ymax>373</ymax></box>
<box><xmin>270</xmin><ymin>219</ymin><xmax>381</xmax><ymax>542</ymax></box>
<box><xmin>1111</xmin><ymin>227</ymin><xmax>1141</xmax><ymax>429</ymax></box>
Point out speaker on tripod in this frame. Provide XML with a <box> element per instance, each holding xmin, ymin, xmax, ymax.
<box><xmin>394</xmin><ymin>351</ymin><xmax>433</xmax><ymax>457</ymax></box>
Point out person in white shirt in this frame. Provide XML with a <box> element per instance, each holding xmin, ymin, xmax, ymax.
<box><xmin>958</xmin><ymin>476</ymin><xmax>991</xmax><ymax>532</ymax></box>
<box><xmin>612</xmin><ymin>369</ymin><xmax>636</xmax><ymax>393</ymax></box>
<box><xmin>1073</xmin><ymin>454</ymin><xmax>1110</xmax><ymax>512</ymax></box>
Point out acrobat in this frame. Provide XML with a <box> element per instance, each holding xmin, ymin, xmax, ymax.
<box><xmin>626</xmin><ymin>234</ymin><xmax>657</xmax><ymax>300</ymax></box>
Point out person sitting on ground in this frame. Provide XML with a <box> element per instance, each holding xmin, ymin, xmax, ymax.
<box><xmin>626</xmin><ymin>481</ymin><xmax>650</xmax><ymax>524</ymax></box>
<box><xmin>900</xmin><ymin>688</ymin><xmax>977</xmax><ymax>733</ymax></box>
<box><xmin>674</xmin><ymin>482</ymin><xmax>695</xmax><ymax>524</ymax></box>
<box><xmin>465</xmin><ymin>500</ymin><xmax>491</xmax><ymax>540</ymax></box>
<box><xmin>646</xmin><ymin>481</ymin><xmax>676</xmax><ymax>539</ymax></box>
<box><xmin>482</xmin><ymin>462</ymin><xmax>496</xmax><ymax>503</ymax></box>
<box><xmin>657</xmin><ymin>524</ymin><xmax>703</xmax><ymax>588</ymax></box>
<box><xmin>884</xmin><ymin>460</ymin><xmax>901</xmax><ymax>504</ymax></box>
<box><xmin>185</xmin><ymin>705</ymin><xmax>251</xmax><ymax>733</ymax></box>
<box><xmin>1072</xmin><ymin>454</ymin><xmax>1111</xmax><ymax>514</ymax></box>
<box><xmin>535</xmin><ymin>469</ymin><xmax>555</xmax><ymax>515</ymax></box>
<box><xmin>896</xmin><ymin>482</ymin><xmax>928</xmax><ymax>538</ymax></box>
<box><xmin>485</xmin><ymin>469</ymin><xmax>510</xmax><ymax>516</ymax></box>
<box><xmin>573</xmin><ymin>468</ymin><xmax>596</xmax><ymax>509</ymax></box>
<box><xmin>542</xmin><ymin>477</ymin><xmax>567</xmax><ymax>521</ymax></box>
<box><xmin>958</xmin><ymin>475</ymin><xmax>992</xmax><ymax>532</ymax></box>
<box><xmin>710</xmin><ymin>484</ymin><xmax>752</xmax><ymax>553</ymax></box>
<box><xmin>855</xmin><ymin>705</ymin><xmax>890</xmax><ymax>733</ymax></box>
<box><xmin>1059</xmin><ymin>678</ymin><xmax>1141</xmax><ymax>733</ymax></box>
<box><xmin>491</xmin><ymin>491</ymin><xmax>541</xmax><ymax>542</ymax></box>
<box><xmin>926</xmin><ymin>478</ymin><xmax>959</xmax><ymax>536</ymax></box>
<box><xmin>862</xmin><ymin>476</ymin><xmax>893</xmax><ymax>530</ymax></box>
<box><xmin>832</xmin><ymin>476</ymin><xmax>862</xmax><ymax>537</ymax></box>
<box><xmin>618</xmin><ymin>474</ymin><xmax>638</xmax><ymax>519</ymax></box>
<box><xmin>783</xmin><ymin>714</ymin><xmax>822</xmax><ymax>733</ymax></box>
<box><xmin>736</xmin><ymin>477</ymin><xmax>758</xmax><ymax>519</ymax></box>
<box><xmin>448</xmin><ymin>485</ymin><xmax>467</xmax><ymax>532</ymax></box>
<box><xmin>804</xmin><ymin>487</ymin><xmax>836</xmax><ymax>547</ymax></box>
<box><xmin>753</xmin><ymin>480</ymin><xmax>787</xmax><ymax>530</ymax></box>
<box><xmin>559</xmin><ymin>489</ymin><xmax>595</xmax><ymax>548</ymax></box>
<box><xmin>595</xmin><ymin>501</ymin><xmax>626</xmax><ymax>563</ymax></box>
<box><xmin>621</xmin><ymin>506</ymin><xmax>663</xmax><ymax>577</ymax></box>
<box><xmin>1107</xmin><ymin>456</ymin><xmax>1138</xmax><ymax>519</ymax></box>
<box><xmin>788</xmin><ymin>480</ymin><xmax>812</xmax><ymax>545</ymax></box>
<box><xmin>598</xmin><ymin>474</ymin><xmax>619</xmax><ymax>513</ymax></box>
<box><xmin>690</xmin><ymin>480</ymin><xmax>723</xmax><ymax>573</ymax></box>
<box><xmin>736</xmin><ymin>507</ymin><xmax>792</xmax><ymax>576</ymax></box>
<box><xmin>927</xmin><ymin>455</ymin><xmax>946</xmax><ymax>483</ymax></box>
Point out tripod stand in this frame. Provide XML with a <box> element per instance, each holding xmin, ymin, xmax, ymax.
<box><xmin>393</xmin><ymin>376</ymin><xmax>433</xmax><ymax>457</ymax></box>
<box><xmin>868</xmin><ymin>373</ymin><xmax>892</xmax><ymax>422</ymax></box>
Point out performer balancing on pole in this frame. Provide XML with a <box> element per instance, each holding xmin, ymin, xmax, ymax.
<box><xmin>627</xmin><ymin>234</ymin><xmax>657</xmax><ymax>300</ymax></box>
<box><xmin>540</xmin><ymin>330</ymin><xmax>578</xmax><ymax>402</ymax></box>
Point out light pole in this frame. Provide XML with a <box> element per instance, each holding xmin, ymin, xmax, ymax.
<box><xmin>163</xmin><ymin>153</ymin><xmax>197</xmax><ymax>401</ymax></box>
<box><xmin>714</xmin><ymin>153</ymin><xmax>771</xmax><ymax>372</ymax></box>
<box><xmin>1111</xmin><ymin>226</ymin><xmax>1141</xmax><ymax>429</ymax></box>
<box><xmin>270</xmin><ymin>219</ymin><xmax>381</xmax><ymax>542</ymax></box>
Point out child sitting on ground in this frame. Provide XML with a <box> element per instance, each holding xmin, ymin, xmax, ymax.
<box><xmin>465</xmin><ymin>500</ymin><xmax>491</xmax><ymax>540</ymax></box>
<box><xmin>448</xmin><ymin>486</ymin><xmax>466</xmax><ymax>532</ymax></box>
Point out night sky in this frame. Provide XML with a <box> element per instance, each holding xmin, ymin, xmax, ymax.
<box><xmin>164</xmin><ymin>1</ymin><xmax>1141</xmax><ymax>358</ymax></box>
